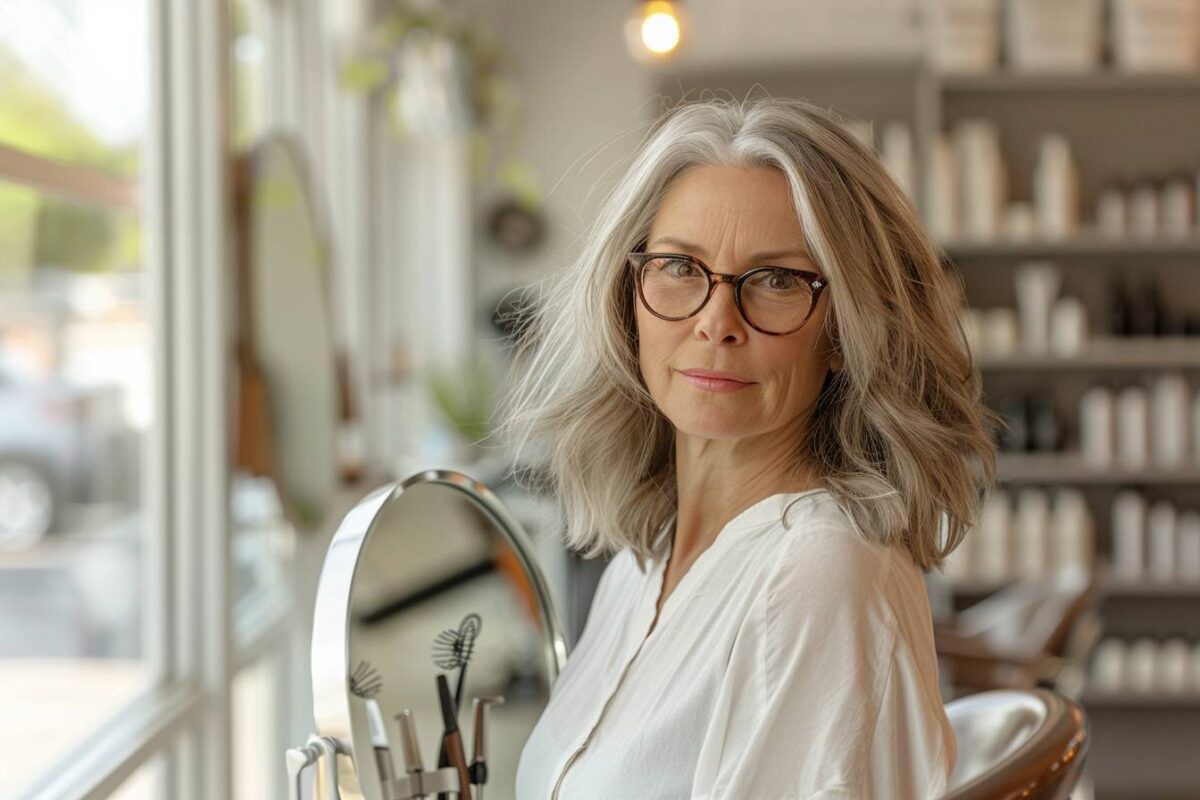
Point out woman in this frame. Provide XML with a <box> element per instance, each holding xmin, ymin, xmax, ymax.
<box><xmin>499</xmin><ymin>97</ymin><xmax>998</xmax><ymax>799</ymax></box>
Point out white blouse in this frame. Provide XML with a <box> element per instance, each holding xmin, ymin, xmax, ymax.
<box><xmin>514</xmin><ymin>488</ymin><xmax>955</xmax><ymax>799</ymax></box>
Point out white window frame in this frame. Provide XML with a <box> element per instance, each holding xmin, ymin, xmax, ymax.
<box><xmin>4</xmin><ymin>0</ymin><xmax>375</xmax><ymax>794</ymax></box>
<box><xmin>3</xmin><ymin>0</ymin><xmax>235</xmax><ymax>797</ymax></box>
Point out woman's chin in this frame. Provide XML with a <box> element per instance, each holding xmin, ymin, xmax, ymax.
<box><xmin>670</xmin><ymin>412</ymin><xmax>757</xmax><ymax>441</ymax></box>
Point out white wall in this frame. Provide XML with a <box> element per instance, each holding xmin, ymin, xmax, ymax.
<box><xmin>486</xmin><ymin>0</ymin><xmax>923</xmax><ymax>280</ymax></box>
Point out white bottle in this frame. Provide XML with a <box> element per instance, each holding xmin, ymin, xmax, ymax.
<box><xmin>1191</xmin><ymin>642</ymin><xmax>1200</xmax><ymax>692</ymax></box>
<box><xmin>1003</xmin><ymin>202</ymin><xmax>1037</xmax><ymax>240</ymax></box>
<box><xmin>1016</xmin><ymin>488</ymin><xmax>1051</xmax><ymax>578</ymax></box>
<box><xmin>1091</xmin><ymin>637</ymin><xmax>1127</xmax><ymax>692</ymax></box>
<box><xmin>1052</xmin><ymin>488</ymin><xmax>1093</xmax><ymax>580</ymax></box>
<box><xmin>977</xmin><ymin>489</ymin><xmax>1013</xmax><ymax>580</ymax></box>
<box><xmin>1191</xmin><ymin>389</ymin><xmax>1200</xmax><ymax>466</ymax></box>
<box><xmin>1033</xmin><ymin>133</ymin><xmax>1080</xmax><ymax>240</ymax></box>
<box><xmin>962</xmin><ymin>307</ymin><xmax>987</xmax><ymax>359</ymax></box>
<box><xmin>1129</xmin><ymin>182</ymin><xmax>1160</xmax><ymax>238</ymax></box>
<box><xmin>984</xmin><ymin>307</ymin><xmax>1020</xmax><ymax>356</ymax></box>
<box><xmin>1050</xmin><ymin>296</ymin><xmax>1087</xmax><ymax>356</ymax></box>
<box><xmin>1160</xmin><ymin>638</ymin><xmax>1191</xmax><ymax>692</ymax></box>
<box><xmin>927</xmin><ymin>134</ymin><xmax>960</xmax><ymax>242</ymax></box>
<box><xmin>1116</xmin><ymin>386</ymin><xmax>1150</xmax><ymax>469</ymax></box>
<box><xmin>881</xmin><ymin>121</ymin><xmax>916</xmax><ymax>202</ymax></box>
<box><xmin>1080</xmin><ymin>386</ymin><xmax>1115</xmax><ymax>468</ymax></box>
<box><xmin>1147</xmin><ymin>501</ymin><xmax>1177</xmax><ymax>582</ymax></box>
<box><xmin>1095</xmin><ymin>184</ymin><xmax>1128</xmax><ymax>237</ymax></box>
<box><xmin>1151</xmin><ymin>372</ymin><xmax>1189</xmax><ymax>468</ymax></box>
<box><xmin>1176</xmin><ymin>511</ymin><xmax>1200</xmax><ymax>582</ymax></box>
<box><xmin>1111</xmin><ymin>490</ymin><xmax>1146</xmax><ymax>581</ymax></box>
<box><xmin>944</xmin><ymin>514</ymin><xmax>975</xmax><ymax>583</ymax></box>
<box><xmin>953</xmin><ymin>119</ymin><xmax>1006</xmax><ymax>241</ymax></box>
<box><xmin>1127</xmin><ymin>637</ymin><xmax>1160</xmax><ymax>692</ymax></box>
<box><xmin>1161</xmin><ymin>175</ymin><xmax>1194</xmax><ymax>238</ymax></box>
<box><xmin>1014</xmin><ymin>262</ymin><xmax>1062</xmax><ymax>355</ymax></box>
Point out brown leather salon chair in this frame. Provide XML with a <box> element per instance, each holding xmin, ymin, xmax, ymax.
<box><xmin>942</xmin><ymin>688</ymin><xmax>1089</xmax><ymax>800</ymax></box>
<box><xmin>934</xmin><ymin>572</ymin><xmax>1101</xmax><ymax>699</ymax></box>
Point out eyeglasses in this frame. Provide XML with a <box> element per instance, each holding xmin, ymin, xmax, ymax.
<box><xmin>627</xmin><ymin>251</ymin><xmax>828</xmax><ymax>336</ymax></box>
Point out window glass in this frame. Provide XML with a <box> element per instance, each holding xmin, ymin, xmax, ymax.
<box><xmin>109</xmin><ymin>754</ymin><xmax>165</xmax><ymax>799</ymax></box>
<box><xmin>0</xmin><ymin>2</ymin><xmax>151</xmax><ymax>794</ymax></box>
<box><xmin>0</xmin><ymin>0</ymin><xmax>147</xmax><ymax>178</ymax></box>
<box><xmin>232</xmin><ymin>657</ymin><xmax>278</xmax><ymax>800</ymax></box>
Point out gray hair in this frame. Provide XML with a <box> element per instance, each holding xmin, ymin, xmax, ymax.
<box><xmin>494</xmin><ymin>96</ymin><xmax>999</xmax><ymax>574</ymax></box>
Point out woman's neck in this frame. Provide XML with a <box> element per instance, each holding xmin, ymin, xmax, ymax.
<box><xmin>671</xmin><ymin>437</ymin><xmax>823</xmax><ymax>567</ymax></box>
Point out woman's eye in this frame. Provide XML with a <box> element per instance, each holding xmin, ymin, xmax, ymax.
<box><xmin>753</xmin><ymin>270</ymin><xmax>802</xmax><ymax>290</ymax></box>
<box><xmin>665</xmin><ymin>259</ymin><xmax>697</xmax><ymax>277</ymax></box>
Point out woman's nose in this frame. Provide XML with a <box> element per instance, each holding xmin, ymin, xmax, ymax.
<box><xmin>693</xmin><ymin>281</ymin><xmax>747</xmax><ymax>344</ymax></box>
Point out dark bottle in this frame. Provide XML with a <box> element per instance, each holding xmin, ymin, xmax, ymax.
<box><xmin>1161</xmin><ymin>307</ymin><xmax>1188</xmax><ymax>337</ymax></box>
<box><xmin>1184</xmin><ymin>313</ymin><xmax>1200</xmax><ymax>337</ymax></box>
<box><xmin>996</xmin><ymin>398</ymin><xmax>1029</xmax><ymax>453</ymax></box>
<box><xmin>1106</xmin><ymin>275</ymin><xmax>1132</xmax><ymax>337</ymax></box>
<box><xmin>1129</xmin><ymin>276</ymin><xmax>1163</xmax><ymax>337</ymax></box>
<box><xmin>1028</xmin><ymin>395</ymin><xmax>1062</xmax><ymax>452</ymax></box>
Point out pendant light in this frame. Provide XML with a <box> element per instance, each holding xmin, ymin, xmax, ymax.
<box><xmin>625</xmin><ymin>0</ymin><xmax>687</xmax><ymax>62</ymax></box>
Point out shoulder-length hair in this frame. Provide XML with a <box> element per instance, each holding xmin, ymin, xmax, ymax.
<box><xmin>494</xmin><ymin>96</ymin><xmax>999</xmax><ymax>574</ymax></box>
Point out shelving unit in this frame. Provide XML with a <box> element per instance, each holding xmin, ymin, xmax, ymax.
<box><xmin>949</xmin><ymin>566</ymin><xmax>1200</xmax><ymax>604</ymax></box>
<box><xmin>932</xmin><ymin>67</ymin><xmax>1200</xmax><ymax>800</ymax></box>
<box><xmin>995</xmin><ymin>453</ymin><xmax>1200</xmax><ymax>485</ymax></box>
<box><xmin>659</xmin><ymin>60</ymin><xmax>1200</xmax><ymax>800</ymax></box>
<box><xmin>938</xmin><ymin>70</ymin><xmax>1200</xmax><ymax>94</ymax></box>
<box><xmin>977</xmin><ymin>337</ymin><xmax>1200</xmax><ymax>371</ymax></box>
<box><xmin>942</xmin><ymin>235</ymin><xmax>1200</xmax><ymax>260</ymax></box>
<box><xmin>1080</xmin><ymin>689</ymin><xmax>1200</xmax><ymax>709</ymax></box>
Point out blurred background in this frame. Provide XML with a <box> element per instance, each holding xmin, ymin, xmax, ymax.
<box><xmin>1</xmin><ymin>0</ymin><xmax>1199</xmax><ymax>798</ymax></box>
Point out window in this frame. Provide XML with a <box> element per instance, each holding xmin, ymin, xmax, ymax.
<box><xmin>0</xmin><ymin>1</ymin><xmax>351</xmax><ymax>795</ymax></box>
<box><xmin>0</xmin><ymin>3</ymin><xmax>153</xmax><ymax>795</ymax></box>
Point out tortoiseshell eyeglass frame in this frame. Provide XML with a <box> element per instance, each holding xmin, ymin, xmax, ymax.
<box><xmin>627</xmin><ymin>250</ymin><xmax>829</xmax><ymax>336</ymax></box>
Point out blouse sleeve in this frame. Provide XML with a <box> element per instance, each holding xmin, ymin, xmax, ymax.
<box><xmin>689</xmin><ymin>526</ymin><xmax>953</xmax><ymax>800</ymax></box>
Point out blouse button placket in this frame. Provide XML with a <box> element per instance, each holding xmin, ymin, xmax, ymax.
<box><xmin>550</xmin><ymin>579</ymin><xmax>664</xmax><ymax>799</ymax></box>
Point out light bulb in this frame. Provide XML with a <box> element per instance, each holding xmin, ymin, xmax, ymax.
<box><xmin>641</xmin><ymin>7</ymin><xmax>680</xmax><ymax>53</ymax></box>
<box><xmin>625</xmin><ymin>1</ymin><xmax>685</xmax><ymax>61</ymax></box>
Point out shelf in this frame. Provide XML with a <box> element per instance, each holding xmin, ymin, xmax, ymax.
<box><xmin>937</xmin><ymin>70</ymin><xmax>1200</xmax><ymax>94</ymax></box>
<box><xmin>945</xmin><ymin>573</ymin><xmax>1200</xmax><ymax>600</ymax></box>
<box><xmin>1081</xmin><ymin>689</ymin><xmax>1200</xmax><ymax>709</ymax></box>
<box><xmin>976</xmin><ymin>338</ymin><xmax>1200</xmax><ymax>371</ymax></box>
<box><xmin>1102</xmin><ymin>577</ymin><xmax>1200</xmax><ymax>600</ymax></box>
<box><xmin>996</xmin><ymin>453</ymin><xmax>1200</xmax><ymax>485</ymax></box>
<box><xmin>942</xmin><ymin>236</ymin><xmax>1200</xmax><ymax>261</ymax></box>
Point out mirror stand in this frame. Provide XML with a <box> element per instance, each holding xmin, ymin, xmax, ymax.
<box><xmin>287</xmin><ymin>469</ymin><xmax>569</xmax><ymax>800</ymax></box>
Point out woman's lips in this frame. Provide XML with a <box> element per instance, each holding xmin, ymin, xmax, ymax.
<box><xmin>679</xmin><ymin>370</ymin><xmax>754</xmax><ymax>393</ymax></box>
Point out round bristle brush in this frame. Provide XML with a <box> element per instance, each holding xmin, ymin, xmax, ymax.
<box><xmin>432</xmin><ymin>612</ymin><xmax>482</xmax><ymax>712</ymax></box>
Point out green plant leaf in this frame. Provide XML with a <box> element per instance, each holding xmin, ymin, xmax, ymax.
<box><xmin>339</xmin><ymin>56</ymin><xmax>389</xmax><ymax>93</ymax></box>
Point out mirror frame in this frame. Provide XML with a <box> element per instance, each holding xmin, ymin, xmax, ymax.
<box><xmin>310</xmin><ymin>468</ymin><xmax>570</xmax><ymax>797</ymax></box>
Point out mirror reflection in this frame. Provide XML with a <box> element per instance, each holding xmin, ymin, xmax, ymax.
<box><xmin>314</xmin><ymin>473</ymin><xmax>565</xmax><ymax>800</ymax></box>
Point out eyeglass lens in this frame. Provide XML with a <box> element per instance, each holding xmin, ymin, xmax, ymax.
<box><xmin>639</xmin><ymin>256</ymin><xmax>815</xmax><ymax>334</ymax></box>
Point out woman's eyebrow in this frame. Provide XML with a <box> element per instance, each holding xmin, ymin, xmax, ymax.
<box><xmin>647</xmin><ymin>236</ymin><xmax>812</xmax><ymax>262</ymax></box>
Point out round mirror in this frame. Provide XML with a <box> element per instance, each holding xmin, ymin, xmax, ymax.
<box><xmin>310</xmin><ymin>469</ymin><xmax>568</xmax><ymax>800</ymax></box>
<box><xmin>244</xmin><ymin>133</ymin><xmax>338</xmax><ymax>529</ymax></box>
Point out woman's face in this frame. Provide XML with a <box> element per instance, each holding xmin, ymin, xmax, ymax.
<box><xmin>634</xmin><ymin>164</ymin><xmax>840</xmax><ymax>443</ymax></box>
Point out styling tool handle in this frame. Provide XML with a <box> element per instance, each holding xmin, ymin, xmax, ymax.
<box><xmin>396</xmin><ymin>709</ymin><xmax>425</xmax><ymax>774</ymax></box>
<box><xmin>469</xmin><ymin>696</ymin><xmax>505</xmax><ymax>800</ymax></box>
<box><xmin>364</xmin><ymin>697</ymin><xmax>398</xmax><ymax>783</ymax></box>
<box><xmin>437</xmin><ymin>674</ymin><xmax>473</xmax><ymax>800</ymax></box>
<box><xmin>471</xmin><ymin>696</ymin><xmax>504</xmax><ymax>764</ymax></box>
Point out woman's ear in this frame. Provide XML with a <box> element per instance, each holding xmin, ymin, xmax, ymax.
<box><xmin>830</xmin><ymin>351</ymin><xmax>844</xmax><ymax>374</ymax></box>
